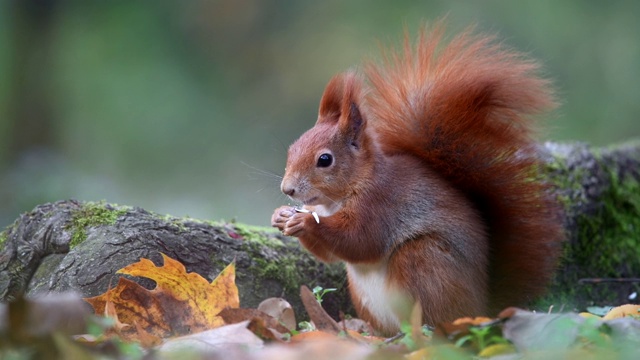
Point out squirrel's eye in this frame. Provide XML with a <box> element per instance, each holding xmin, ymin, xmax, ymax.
<box><xmin>317</xmin><ymin>153</ymin><xmax>333</xmax><ymax>168</ymax></box>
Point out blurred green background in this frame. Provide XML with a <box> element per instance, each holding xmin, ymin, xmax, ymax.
<box><xmin>1</xmin><ymin>0</ymin><xmax>639</xmax><ymax>228</ymax></box>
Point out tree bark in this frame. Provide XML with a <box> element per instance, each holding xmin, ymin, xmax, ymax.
<box><xmin>0</xmin><ymin>141</ymin><xmax>639</xmax><ymax>316</ymax></box>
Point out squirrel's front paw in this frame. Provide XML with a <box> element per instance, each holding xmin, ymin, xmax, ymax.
<box><xmin>271</xmin><ymin>206</ymin><xmax>295</xmax><ymax>231</ymax></box>
<box><xmin>283</xmin><ymin>212</ymin><xmax>312</xmax><ymax>237</ymax></box>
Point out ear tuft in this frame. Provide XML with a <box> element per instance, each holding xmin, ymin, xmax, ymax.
<box><xmin>317</xmin><ymin>71</ymin><xmax>367</xmax><ymax>147</ymax></box>
<box><xmin>318</xmin><ymin>74</ymin><xmax>345</xmax><ymax>123</ymax></box>
<box><xmin>317</xmin><ymin>71</ymin><xmax>362</xmax><ymax>124</ymax></box>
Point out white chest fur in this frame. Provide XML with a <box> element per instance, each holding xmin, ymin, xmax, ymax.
<box><xmin>346</xmin><ymin>261</ymin><xmax>401</xmax><ymax>332</ymax></box>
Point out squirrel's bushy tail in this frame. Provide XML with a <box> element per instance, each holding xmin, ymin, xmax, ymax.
<box><xmin>365</xmin><ymin>24</ymin><xmax>564</xmax><ymax>311</ymax></box>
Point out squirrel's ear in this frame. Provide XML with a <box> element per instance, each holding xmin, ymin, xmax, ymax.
<box><xmin>318</xmin><ymin>73</ymin><xmax>347</xmax><ymax>123</ymax></box>
<box><xmin>318</xmin><ymin>72</ymin><xmax>362</xmax><ymax>121</ymax></box>
<box><xmin>318</xmin><ymin>71</ymin><xmax>366</xmax><ymax>145</ymax></box>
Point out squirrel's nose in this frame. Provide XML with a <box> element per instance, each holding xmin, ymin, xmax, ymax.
<box><xmin>281</xmin><ymin>180</ymin><xmax>295</xmax><ymax>197</ymax></box>
<box><xmin>282</xmin><ymin>185</ymin><xmax>295</xmax><ymax>197</ymax></box>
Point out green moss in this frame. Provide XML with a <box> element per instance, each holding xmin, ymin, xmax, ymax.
<box><xmin>67</xmin><ymin>202</ymin><xmax>128</xmax><ymax>248</ymax></box>
<box><xmin>0</xmin><ymin>231</ymin><xmax>7</xmax><ymax>251</ymax></box>
<box><xmin>227</xmin><ymin>221</ymin><xmax>319</xmax><ymax>294</ymax></box>
<box><xmin>0</xmin><ymin>220</ymin><xmax>18</xmax><ymax>252</ymax></box>
<box><xmin>196</xmin><ymin>218</ymin><xmax>301</xmax><ymax>293</ymax></box>
<box><xmin>160</xmin><ymin>214</ymin><xmax>190</xmax><ymax>232</ymax></box>
<box><xmin>233</xmin><ymin>222</ymin><xmax>283</xmax><ymax>247</ymax></box>
<box><xmin>254</xmin><ymin>253</ymin><xmax>302</xmax><ymax>293</ymax></box>
<box><xmin>245</xmin><ymin>236</ymin><xmax>300</xmax><ymax>292</ymax></box>
<box><xmin>541</xmin><ymin>145</ymin><xmax>640</xmax><ymax>309</ymax></box>
<box><xmin>573</xmin><ymin>168</ymin><xmax>640</xmax><ymax>275</ymax></box>
<box><xmin>144</xmin><ymin>212</ymin><xmax>293</xmax><ymax>289</ymax></box>
<box><xmin>544</xmin><ymin>152</ymin><xmax>587</xmax><ymax>207</ymax></box>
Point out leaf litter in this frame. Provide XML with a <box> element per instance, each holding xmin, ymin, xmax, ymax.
<box><xmin>2</xmin><ymin>253</ymin><xmax>640</xmax><ymax>359</ymax></box>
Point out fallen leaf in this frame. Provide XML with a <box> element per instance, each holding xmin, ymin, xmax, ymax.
<box><xmin>158</xmin><ymin>320</ymin><xmax>263</xmax><ymax>356</ymax></box>
<box><xmin>338</xmin><ymin>318</ymin><xmax>373</xmax><ymax>334</ymax></box>
<box><xmin>585</xmin><ymin>306</ymin><xmax>613</xmax><ymax>317</ymax></box>
<box><xmin>219</xmin><ymin>308</ymin><xmax>291</xmax><ymax>335</ymax></box>
<box><xmin>579</xmin><ymin>312</ymin><xmax>602</xmax><ymax>319</ymax></box>
<box><xmin>603</xmin><ymin>304</ymin><xmax>640</xmax><ymax>320</ymax></box>
<box><xmin>290</xmin><ymin>330</ymin><xmax>341</xmax><ymax>342</ymax></box>
<box><xmin>133</xmin><ymin>321</ymin><xmax>163</xmax><ymax>348</ymax></box>
<box><xmin>606</xmin><ymin>317</ymin><xmax>640</xmax><ymax>343</ymax></box>
<box><xmin>501</xmin><ymin>308</ymin><xmax>586</xmax><ymax>352</ymax></box>
<box><xmin>434</xmin><ymin>316</ymin><xmax>496</xmax><ymax>341</ymax></box>
<box><xmin>85</xmin><ymin>253</ymin><xmax>238</xmax><ymax>340</ymax></box>
<box><xmin>86</xmin><ymin>277</ymin><xmax>170</xmax><ymax>339</ymax></box>
<box><xmin>497</xmin><ymin>307</ymin><xmax>518</xmax><ymax>320</ymax></box>
<box><xmin>258</xmin><ymin>298</ymin><xmax>296</xmax><ymax>332</ymax></box>
<box><xmin>477</xmin><ymin>343</ymin><xmax>516</xmax><ymax>357</ymax></box>
<box><xmin>405</xmin><ymin>347</ymin><xmax>428</xmax><ymax>360</ymax></box>
<box><xmin>404</xmin><ymin>344</ymin><xmax>467</xmax><ymax>359</ymax></box>
<box><xmin>247</xmin><ymin>317</ymin><xmax>283</xmax><ymax>342</ymax></box>
<box><xmin>452</xmin><ymin>316</ymin><xmax>494</xmax><ymax>326</ymax></box>
<box><xmin>300</xmin><ymin>285</ymin><xmax>341</xmax><ymax>334</ymax></box>
<box><xmin>104</xmin><ymin>298</ymin><xmax>130</xmax><ymax>334</ymax></box>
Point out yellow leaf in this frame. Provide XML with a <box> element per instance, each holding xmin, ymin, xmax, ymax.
<box><xmin>478</xmin><ymin>343</ymin><xmax>516</xmax><ymax>357</ymax></box>
<box><xmin>451</xmin><ymin>316</ymin><xmax>493</xmax><ymax>326</ymax></box>
<box><xmin>579</xmin><ymin>312</ymin><xmax>601</xmax><ymax>319</ymax></box>
<box><xmin>602</xmin><ymin>304</ymin><xmax>640</xmax><ymax>320</ymax></box>
<box><xmin>405</xmin><ymin>347</ymin><xmax>431</xmax><ymax>360</ymax></box>
<box><xmin>85</xmin><ymin>253</ymin><xmax>238</xmax><ymax>341</ymax></box>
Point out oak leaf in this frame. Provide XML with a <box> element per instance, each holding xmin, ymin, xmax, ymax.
<box><xmin>85</xmin><ymin>253</ymin><xmax>238</xmax><ymax>341</ymax></box>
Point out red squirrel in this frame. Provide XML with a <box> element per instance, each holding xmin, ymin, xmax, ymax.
<box><xmin>271</xmin><ymin>25</ymin><xmax>564</xmax><ymax>335</ymax></box>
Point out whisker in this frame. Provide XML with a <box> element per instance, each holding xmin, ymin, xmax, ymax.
<box><xmin>241</xmin><ymin>161</ymin><xmax>283</xmax><ymax>180</ymax></box>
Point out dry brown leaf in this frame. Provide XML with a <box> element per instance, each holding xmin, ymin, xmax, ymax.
<box><xmin>337</xmin><ymin>318</ymin><xmax>374</xmax><ymax>334</ymax></box>
<box><xmin>300</xmin><ymin>285</ymin><xmax>341</xmax><ymax>334</ymax></box>
<box><xmin>290</xmin><ymin>330</ymin><xmax>341</xmax><ymax>342</ymax></box>
<box><xmin>84</xmin><ymin>253</ymin><xmax>238</xmax><ymax>341</ymax></box>
<box><xmin>133</xmin><ymin>321</ymin><xmax>163</xmax><ymax>348</ymax></box>
<box><xmin>87</xmin><ymin>277</ymin><xmax>170</xmax><ymax>339</ymax></box>
<box><xmin>258</xmin><ymin>298</ymin><xmax>296</xmax><ymax>332</ymax></box>
<box><xmin>246</xmin><ymin>317</ymin><xmax>284</xmax><ymax>342</ymax></box>
<box><xmin>435</xmin><ymin>315</ymin><xmax>497</xmax><ymax>342</ymax></box>
<box><xmin>158</xmin><ymin>321</ymin><xmax>263</xmax><ymax>355</ymax></box>
<box><xmin>104</xmin><ymin>299</ymin><xmax>130</xmax><ymax>335</ymax></box>
<box><xmin>451</xmin><ymin>316</ymin><xmax>494</xmax><ymax>326</ymax></box>
<box><xmin>219</xmin><ymin>308</ymin><xmax>291</xmax><ymax>335</ymax></box>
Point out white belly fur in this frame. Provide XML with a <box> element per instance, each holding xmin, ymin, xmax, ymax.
<box><xmin>347</xmin><ymin>261</ymin><xmax>402</xmax><ymax>331</ymax></box>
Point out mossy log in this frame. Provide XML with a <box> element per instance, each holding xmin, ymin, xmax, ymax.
<box><xmin>0</xmin><ymin>141</ymin><xmax>639</xmax><ymax>317</ymax></box>
<box><xmin>0</xmin><ymin>201</ymin><xmax>350</xmax><ymax>319</ymax></box>
<box><xmin>542</xmin><ymin>140</ymin><xmax>640</xmax><ymax>308</ymax></box>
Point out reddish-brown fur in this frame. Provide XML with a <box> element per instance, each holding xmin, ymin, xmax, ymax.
<box><xmin>272</xmin><ymin>24</ymin><xmax>564</xmax><ymax>335</ymax></box>
<box><xmin>365</xmin><ymin>26</ymin><xmax>564</xmax><ymax>311</ymax></box>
